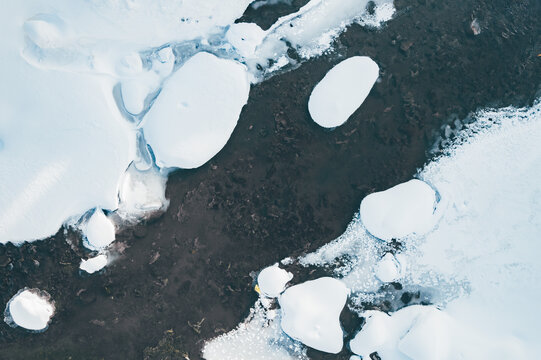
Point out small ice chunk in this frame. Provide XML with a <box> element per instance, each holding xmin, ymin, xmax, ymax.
<box><xmin>360</xmin><ymin>179</ymin><xmax>437</xmax><ymax>241</ymax></box>
<box><xmin>375</xmin><ymin>253</ymin><xmax>401</xmax><ymax>283</ymax></box>
<box><xmin>80</xmin><ymin>254</ymin><xmax>108</xmax><ymax>274</ymax></box>
<box><xmin>279</xmin><ymin>277</ymin><xmax>349</xmax><ymax>353</ymax></box>
<box><xmin>143</xmin><ymin>52</ymin><xmax>250</xmax><ymax>169</ymax></box>
<box><xmin>5</xmin><ymin>289</ymin><xmax>55</xmax><ymax>331</ymax></box>
<box><xmin>117</xmin><ymin>163</ymin><xmax>169</xmax><ymax>220</ymax></box>
<box><xmin>308</xmin><ymin>56</ymin><xmax>379</xmax><ymax>128</ymax></box>
<box><xmin>83</xmin><ymin>209</ymin><xmax>115</xmax><ymax>250</ymax></box>
<box><xmin>226</xmin><ymin>23</ymin><xmax>266</xmax><ymax>58</ymax></box>
<box><xmin>257</xmin><ymin>264</ymin><xmax>293</xmax><ymax>298</ymax></box>
<box><xmin>349</xmin><ymin>311</ymin><xmax>392</xmax><ymax>359</ymax></box>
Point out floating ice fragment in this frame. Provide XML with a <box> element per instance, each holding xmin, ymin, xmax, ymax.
<box><xmin>143</xmin><ymin>52</ymin><xmax>250</xmax><ymax>169</ymax></box>
<box><xmin>350</xmin><ymin>306</ymin><xmax>452</xmax><ymax>360</ymax></box>
<box><xmin>117</xmin><ymin>163</ymin><xmax>169</xmax><ymax>221</ymax></box>
<box><xmin>279</xmin><ymin>277</ymin><xmax>348</xmax><ymax>353</ymax></box>
<box><xmin>360</xmin><ymin>179</ymin><xmax>437</xmax><ymax>241</ymax></box>
<box><xmin>349</xmin><ymin>311</ymin><xmax>392</xmax><ymax>358</ymax></box>
<box><xmin>83</xmin><ymin>209</ymin><xmax>115</xmax><ymax>250</ymax></box>
<box><xmin>308</xmin><ymin>56</ymin><xmax>379</xmax><ymax>128</ymax></box>
<box><xmin>5</xmin><ymin>289</ymin><xmax>55</xmax><ymax>331</ymax></box>
<box><xmin>80</xmin><ymin>254</ymin><xmax>108</xmax><ymax>274</ymax></box>
<box><xmin>226</xmin><ymin>23</ymin><xmax>266</xmax><ymax>58</ymax></box>
<box><xmin>257</xmin><ymin>264</ymin><xmax>293</xmax><ymax>298</ymax></box>
<box><xmin>375</xmin><ymin>253</ymin><xmax>402</xmax><ymax>283</ymax></box>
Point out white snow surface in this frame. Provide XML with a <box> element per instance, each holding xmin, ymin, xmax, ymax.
<box><xmin>308</xmin><ymin>56</ymin><xmax>379</xmax><ymax>128</ymax></box>
<box><xmin>142</xmin><ymin>52</ymin><xmax>250</xmax><ymax>169</ymax></box>
<box><xmin>302</xmin><ymin>100</ymin><xmax>541</xmax><ymax>358</ymax></box>
<box><xmin>360</xmin><ymin>179</ymin><xmax>438</xmax><ymax>241</ymax></box>
<box><xmin>0</xmin><ymin>3</ymin><xmax>137</xmax><ymax>244</ymax></box>
<box><xmin>80</xmin><ymin>254</ymin><xmax>108</xmax><ymax>274</ymax></box>
<box><xmin>226</xmin><ymin>23</ymin><xmax>267</xmax><ymax>58</ymax></box>
<box><xmin>258</xmin><ymin>264</ymin><xmax>293</xmax><ymax>298</ymax></box>
<box><xmin>257</xmin><ymin>0</ymin><xmax>395</xmax><ymax>62</ymax></box>
<box><xmin>5</xmin><ymin>289</ymin><xmax>55</xmax><ymax>331</ymax></box>
<box><xmin>350</xmin><ymin>306</ymin><xmax>453</xmax><ymax>360</ymax></box>
<box><xmin>279</xmin><ymin>277</ymin><xmax>349</xmax><ymax>353</ymax></box>
<box><xmin>1</xmin><ymin>0</ymin><xmax>396</xmax><ymax>245</ymax></box>
<box><xmin>82</xmin><ymin>209</ymin><xmax>116</xmax><ymax>251</ymax></box>
<box><xmin>202</xmin><ymin>300</ymin><xmax>307</xmax><ymax>360</ymax></box>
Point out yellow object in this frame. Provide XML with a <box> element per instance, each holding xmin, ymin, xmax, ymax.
<box><xmin>254</xmin><ymin>284</ymin><xmax>261</xmax><ymax>294</ymax></box>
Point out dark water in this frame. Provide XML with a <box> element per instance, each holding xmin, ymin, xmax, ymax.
<box><xmin>0</xmin><ymin>0</ymin><xmax>539</xmax><ymax>359</ymax></box>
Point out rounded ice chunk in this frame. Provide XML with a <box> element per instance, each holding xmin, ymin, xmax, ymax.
<box><xmin>375</xmin><ymin>253</ymin><xmax>402</xmax><ymax>283</ymax></box>
<box><xmin>349</xmin><ymin>311</ymin><xmax>392</xmax><ymax>358</ymax></box>
<box><xmin>279</xmin><ymin>277</ymin><xmax>349</xmax><ymax>353</ymax></box>
<box><xmin>257</xmin><ymin>264</ymin><xmax>293</xmax><ymax>298</ymax></box>
<box><xmin>5</xmin><ymin>289</ymin><xmax>55</xmax><ymax>331</ymax></box>
<box><xmin>226</xmin><ymin>23</ymin><xmax>266</xmax><ymax>58</ymax></box>
<box><xmin>308</xmin><ymin>56</ymin><xmax>379</xmax><ymax>128</ymax></box>
<box><xmin>143</xmin><ymin>52</ymin><xmax>250</xmax><ymax>169</ymax></box>
<box><xmin>360</xmin><ymin>179</ymin><xmax>437</xmax><ymax>241</ymax></box>
<box><xmin>83</xmin><ymin>209</ymin><xmax>115</xmax><ymax>250</ymax></box>
<box><xmin>80</xmin><ymin>254</ymin><xmax>108</xmax><ymax>274</ymax></box>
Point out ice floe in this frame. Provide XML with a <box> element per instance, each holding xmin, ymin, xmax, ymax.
<box><xmin>142</xmin><ymin>52</ymin><xmax>250</xmax><ymax>169</ymax></box>
<box><xmin>279</xmin><ymin>277</ymin><xmax>349</xmax><ymax>353</ymax></box>
<box><xmin>80</xmin><ymin>254</ymin><xmax>108</xmax><ymax>274</ymax></box>
<box><xmin>375</xmin><ymin>253</ymin><xmax>404</xmax><ymax>283</ymax></box>
<box><xmin>82</xmin><ymin>209</ymin><xmax>116</xmax><ymax>251</ymax></box>
<box><xmin>116</xmin><ymin>164</ymin><xmax>169</xmax><ymax>221</ymax></box>
<box><xmin>4</xmin><ymin>289</ymin><xmax>55</xmax><ymax>331</ymax></box>
<box><xmin>308</xmin><ymin>56</ymin><xmax>379</xmax><ymax>128</ymax></box>
<box><xmin>360</xmin><ymin>179</ymin><xmax>438</xmax><ymax>241</ymax></box>
<box><xmin>350</xmin><ymin>306</ymin><xmax>453</xmax><ymax>360</ymax></box>
<box><xmin>257</xmin><ymin>264</ymin><xmax>293</xmax><ymax>298</ymax></box>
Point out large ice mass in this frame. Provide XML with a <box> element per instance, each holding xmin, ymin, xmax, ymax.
<box><xmin>4</xmin><ymin>289</ymin><xmax>55</xmax><ymax>331</ymax></box>
<box><xmin>308</xmin><ymin>56</ymin><xmax>379</xmax><ymax>128</ymax></box>
<box><xmin>279</xmin><ymin>277</ymin><xmax>349</xmax><ymax>353</ymax></box>
<box><xmin>205</xmin><ymin>100</ymin><xmax>541</xmax><ymax>358</ymax></box>
<box><xmin>142</xmin><ymin>52</ymin><xmax>250</xmax><ymax>169</ymax></box>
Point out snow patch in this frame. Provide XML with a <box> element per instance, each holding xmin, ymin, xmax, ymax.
<box><xmin>308</xmin><ymin>56</ymin><xmax>379</xmax><ymax>128</ymax></box>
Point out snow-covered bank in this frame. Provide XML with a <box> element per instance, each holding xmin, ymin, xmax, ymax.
<box><xmin>204</xmin><ymin>100</ymin><xmax>541</xmax><ymax>358</ymax></box>
<box><xmin>0</xmin><ymin>0</ymin><xmax>395</xmax><ymax>246</ymax></box>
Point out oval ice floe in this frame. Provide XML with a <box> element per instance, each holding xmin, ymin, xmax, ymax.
<box><xmin>257</xmin><ymin>263</ymin><xmax>293</xmax><ymax>298</ymax></box>
<box><xmin>5</xmin><ymin>289</ymin><xmax>55</xmax><ymax>331</ymax></box>
<box><xmin>360</xmin><ymin>179</ymin><xmax>438</xmax><ymax>241</ymax></box>
<box><xmin>308</xmin><ymin>56</ymin><xmax>379</xmax><ymax>128</ymax></box>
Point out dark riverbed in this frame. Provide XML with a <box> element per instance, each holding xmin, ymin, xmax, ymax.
<box><xmin>0</xmin><ymin>0</ymin><xmax>539</xmax><ymax>359</ymax></box>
